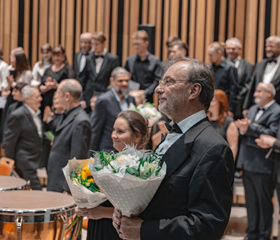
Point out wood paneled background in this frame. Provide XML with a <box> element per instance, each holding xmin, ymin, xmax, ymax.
<box><xmin>0</xmin><ymin>0</ymin><xmax>278</xmax><ymax>68</ymax></box>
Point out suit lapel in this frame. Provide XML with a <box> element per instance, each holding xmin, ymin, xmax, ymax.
<box><xmin>162</xmin><ymin>119</ymin><xmax>210</xmax><ymax>179</ymax></box>
<box><xmin>271</xmin><ymin>65</ymin><xmax>280</xmax><ymax>85</ymax></box>
<box><xmin>89</xmin><ymin>53</ymin><xmax>98</xmax><ymax>77</ymax></box>
<box><xmin>23</xmin><ymin>105</ymin><xmax>41</xmax><ymax>139</ymax></box>
<box><xmin>56</xmin><ymin>107</ymin><xmax>80</xmax><ymax>132</ymax></box>
<box><xmin>97</xmin><ymin>53</ymin><xmax>109</xmax><ymax>76</ymax></box>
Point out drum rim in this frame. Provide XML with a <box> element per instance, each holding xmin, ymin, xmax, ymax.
<box><xmin>0</xmin><ymin>203</ymin><xmax>76</xmax><ymax>215</ymax></box>
<box><xmin>0</xmin><ymin>185</ymin><xmax>27</xmax><ymax>191</ymax></box>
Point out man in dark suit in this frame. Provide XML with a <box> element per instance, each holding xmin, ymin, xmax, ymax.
<box><xmin>243</xmin><ymin>35</ymin><xmax>280</xmax><ymax>118</ymax></box>
<box><xmin>124</xmin><ymin>30</ymin><xmax>162</xmax><ymax>103</ymax></box>
<box><xmin>112</xmin><ymin>57</ymin><xmax>234</xmax><ymax>240</ymax></box>
<box><xmin>225</xmin><ymin>37</ymin><xmax>254</xmax><ymax>119</ymax></box>
<box><xmin>73</xmin><ymin>32</ymin><xmax>93</xmax><ymax>102</ymax></box>
<box><xmin>236</xmin><ymin>82</ymin><xmax>280</xmax><ymax>240</ymax></box>
<box><xmin>90</xmin><ymin>67</ymin><xmax>135</xmax><ymax>153</ymax></box>
<box><xmin>3</xmin><ymin>86</ymin><xmax>43</xmax><ymax>190</ymax></box>
<box><xmin>47</xmin><ymin>79</ymin><xmax>91</xmax><ymax>193</ymax></box>
<box><xmin>81</xmin><ymin>32</ymin><xmax>119</xmax><ymax>112</ymax></box>
<box><xmin>208</xmin><ymin>41</ymin><xmax>239</xmax><ymax>118</ymax></box>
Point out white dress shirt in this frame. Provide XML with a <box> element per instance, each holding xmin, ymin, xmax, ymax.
<box><xmin>156</xmin><ymin>110</ymin><xmax>206</xmax><ymax>154</ymax></box>
<box><xmin>25</xmin><ymin>104</ymin><xmax>43</xmax><ymax>138</ymax></box>
<box><xmin>263</xmin><ymin>56</ymin><xmax>280</xmax><ymax>83</ymax></box>
<box><xmin>95</xmin><ymin>50</ymin><xmax>107</xmax><ymax>74</ymax></box>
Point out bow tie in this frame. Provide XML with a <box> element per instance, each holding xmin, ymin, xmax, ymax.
<box><xmin>95</xmin><ymin>55</ymin><xmax>104</xmax><ymax>58</ymax></box>
<box><xmin>82</xmin><ymin>53</ymin><xmax>89</xmax><ymax>56</ymax></box>
<box><xmin>267</xmin><ymin>59</ymin><xmax>277</xmax><ymax>64</ymax></box>
<box><xmin>257</xmin><ymin>106</ymin><xmax>265</xmax><ymax>111</ymax></box>
<box><xmin>165</xmin><ymin>123</ymin><xmax>182</xmax><ymax>134</ymax></box>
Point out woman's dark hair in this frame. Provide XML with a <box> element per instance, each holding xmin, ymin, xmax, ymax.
<box><xmin>117</xmin><ymin>110</ymin><xmax>150</xmax><ymax>149</ymax></box>
<box><xmin>52</xmin><ymin>45</ymin><xmax>68</xmax><ymax>64</ymax></box>
<box><xmin>13</xmin><ymin>47</ymin><xmax>30</xmax><ymax>78</ymax></box>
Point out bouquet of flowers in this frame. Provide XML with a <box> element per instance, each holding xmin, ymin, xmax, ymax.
<box><xmin>129</xmin><ymin>102</ymin><xmax>162</xmax><ymax>127</ymax></box>
<box><xmin>62</xmin><ymin>158</ymin><xmax>107</xmax><ymax>239</ymax></box>
<box><xmin>89</xmin><ymin>146</ymin><xmax>166</xmax><ymax>217</ymax></box>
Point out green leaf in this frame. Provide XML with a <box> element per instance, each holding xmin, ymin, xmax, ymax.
<box><xmin>126</xmin><ymin>167</ymin><xmax>138</xmax><ymax>175</ymax></box>
<box><xmin>70</xmin><ymin>171</ymin><xmax>78</xmax><ymax>179</ymax></box>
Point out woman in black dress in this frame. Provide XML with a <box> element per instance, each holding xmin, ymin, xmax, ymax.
<box><xmin>76</xmin><ymin>110</ymin><xmax>150</xmax><ymax>240</ymax></box>
<box><xmin>40</xmin><ymin>45</ymin><xmax>75</xmax><ymax>113</ymax></box>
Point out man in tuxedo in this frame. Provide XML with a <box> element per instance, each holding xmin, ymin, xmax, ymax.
<box><xmin>73</xmin><ymin>32</ymin><xmax>93</xmax><ymax>93</ymax></box>
<box><xmin>208</xmin><ymin>41</ymin><xmax>239</xmax><ymax>118</ymax></box>
<box><xmin>47</xmin><ymin>79</ymin><xmax>91</xmax><ymax>193</ymax></box>
<box><xmin>3</xmin><ymin>86</ymin><xmax>43</xmax><ymax>190</ymax></box>
<box><xmin>124</xmin><ymin>30</ymin><xmax>162</xmax><ymax>103</ymax></box>
<box><xmin>243</xmin><ymin>35</ymin><xmax>280</xmax><ymax>117</ymax></box>
<box><xmin>112</xmin><ymin>57</ymin><xmax>234</xmax><ymax>240</ymax></box>
<box><xmin>81</xmin><ymin>32</ymin><xmax>119</xmax><ymax>112</ymax></box>
<box><xmin>235</xmin><ymin>82</ymin><xmax>280</xmax><ymax>240</ymax></box>
<box><xmin>225</xmin><ymin>37</ymin><xmax>254</xmax><ymax>119</ymax></box>
<box><xmin>90</xmin><ymin>67</ymin><xmax>135</xmax><ymax>153</ymax></box>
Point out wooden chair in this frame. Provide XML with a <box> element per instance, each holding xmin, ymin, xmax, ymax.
<box><xmin>0</xmin><ymin>157</ymin><xmax>14</xmax><ymax>176</ymax></box>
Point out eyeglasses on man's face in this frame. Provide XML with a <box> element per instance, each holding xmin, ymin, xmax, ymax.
<box><xmin>158</xmin><ymin>77</ymin><xmax>188</xmax><ymax>87</ymax></box>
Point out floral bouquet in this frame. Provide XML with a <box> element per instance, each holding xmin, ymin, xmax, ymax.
<box><xmin>129</xmin><ymin>102</ymin><xmax>162</xmax><ymax>127</ymax></box>
<box><xmin>89</xmin><ymin>146</ymin><xmax>166</xmax><ymax>217</ymax></box>
<box><xmin>62</xmin><ymin>158</ymin><xmax>107</xmax><ymax>238</ymax></box>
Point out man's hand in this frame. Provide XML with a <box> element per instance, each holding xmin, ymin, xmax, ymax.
<box><xmin>235</xmin><ymin>118</ymin><xmax>251</xmax><ymax>134</ymax></box>
<box><xmin>112</xmin><ymin>208</ymin><xmax>143</xmax><ymax>240</ymax></box>
<box><xmin>242</xmin><ymin>109</ymin><xmax>249</xmax><ymax>118</ymax></box>
<box><xmin>75</xmin><ymin>206</ymin><xmax>113</xmax><ymax>220</ymax></box>
<box><xmin>255</xmin><ymin>134</ymin><xmax>276</xmax><ymax>149</ymax></box>
<box><xmin>228</xmin><ymin>111</ymin><xmax>234</xmax><ymax>119</ymax></box>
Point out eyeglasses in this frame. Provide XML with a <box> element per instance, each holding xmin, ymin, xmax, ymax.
<box><xmin>158</xmin><ymin>77</ymin><xmax>188</xmax><ymax>87</ymax></box>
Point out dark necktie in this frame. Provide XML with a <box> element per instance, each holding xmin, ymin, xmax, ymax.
<box><xmin>165</xmin><ymin>123</ymin><xmax>182</xmax><ymax>134</ymax></box>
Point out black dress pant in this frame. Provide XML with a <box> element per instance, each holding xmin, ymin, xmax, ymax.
<box><xmin>243</xmin><ymin>170</ymin><xmax>274</xmax><ymax>240</ymax></box>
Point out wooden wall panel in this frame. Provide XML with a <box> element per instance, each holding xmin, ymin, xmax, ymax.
<box><xmin>0</xmin><ymin>0</ymin><xmax>279</xmax><ymax>68</ymax></box>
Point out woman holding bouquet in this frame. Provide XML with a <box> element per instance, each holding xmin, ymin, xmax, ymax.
<box><xmin>76</xmin><ymin>110</ymin><xmax>149</xmax><ymax>240</ymax></box>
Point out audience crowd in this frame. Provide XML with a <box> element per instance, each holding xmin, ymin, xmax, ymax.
<box><xmin>1</xmin><ymin>31</ymin><xmax>280</xmax><ymax>239</ymax></box>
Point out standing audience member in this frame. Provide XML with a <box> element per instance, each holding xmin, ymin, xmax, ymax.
<box><xmin>0</xmin><ymin>44</ymin><xmax>9</xmax><ymax>92</ymax></box>
<box><xmin>47</xmin><ymin>79</ymin><xmax>91</xmax><ymax>193</ymax></box>
<box><xmin>82</xmin><ymin>32</ymin><xmax>119</xmax><ymax>112</ymax></box>
<box><xmin>90</xmin><ymin>67</ymin><xmax>135</xmax><ymax>153</ymax></box>
<box><xmin>168</xmin><ymin>40</ymin><xmax>188</xmax><ymax>58</ymax></box>
<box><xmin>3</xmin><ymin>86</ymin><xmax>43</xmax><ymax>190</ymax></box>
<box><xmin>235</xmin><ymin>82</ymin><xmax>280</xmax><ymax>240</ymax></box>
<box><xmin>40</xmin><ymin>46</ymin><xmax>75</xmax><ymax>112</ymax></box>
<box><xmin>208</xmin><ymin>42</ymin><xmax>239</xmax><ymax>118</ymax></box>
<box><xmin>243</xmin><ymin>35</ymin><xmax>280</xmax><ymax>117</ymax></box>
<box><xmin>32</xmin><ymin>43</ymin><xmax>52</xmax><ymax>83</ymax></box>
<box><xmin>125</xmin><ymin>30</ymin><xmax>162</xmax><ymax>103</ymax></box>
<box><xmin>207</xmin><ymin>89</ymin><xmax>239</xmax><ymax>160</ymax></box>
<box><xmin>165</xmin><ymin>36</ymin><xmax>180</xmax><ymax>56</ymax></box>
<box><xmin>73</xmin><ymin>32</ymin><xmax>93</xmax><ymax>95</ymax></box>
<box><xmin>225</xmin><ymin>37</ymin><xmax>254</xmax><ymax>119</ymax></box>
<box><xmin>113</xmin><ymin>57</ymin><xmax>234</xmax><ymax>240</ymax></box>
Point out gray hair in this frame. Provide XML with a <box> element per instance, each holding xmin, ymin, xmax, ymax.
<box><xmin>225</xmin><ymin>37</ymin><xmax>242</xmax><ymax>48</ymax></box>
<box><xmin>258</xmin><ymin>82</ymin><xmax>276</xmax><ymax>97</ymax></box>
<box><xmin>266</xmin><ymin>36</ymin><xmax>280</xmax><ymax>46</ymax></box>
<box><xmin>164</xmin><ymin>57</ymin><xmax>215</xmax><ymax>110</ymax></box>
<box><xmin>21</xmin><ymin>85</ymin><xmax>37</xmax><ymax>102</ymax></box>
<box><xmin>60</xmin><ymin>79</ymin><xmax>82</xmax><ymax>100</ymax></box>
<box><xmin>111</xmin><ymin>67</ymin><xmax>130</xmax><ymax>79</ymax></box>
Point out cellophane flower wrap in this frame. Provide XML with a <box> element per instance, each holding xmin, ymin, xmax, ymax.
<box><xmin>62</xmin><ymin>158</ymin><xmax>107</xmax><ymax>208</ymax></box>
<box><xmin>129</xmin><ymin>102</ymin><xmax>162</xmax><ymax>127</ymax></box>
<box><xmin>89</xmin><ymin>146</ymin><xmax>166</xmax><ymax>217</ymax></box>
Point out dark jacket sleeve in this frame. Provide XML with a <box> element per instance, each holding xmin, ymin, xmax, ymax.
<box><xmin>228</xmin><ymin>66</ymin><xmax>239</xmax><ymax>113</ymax></box>
<box><xmin>140</xmin><ymin>143</ymin><xmax>234</xmax><ymax>240</ymax></box>
<box><xmin>144</xmin><ymin>58</ymin><xmax>162</xmax><ymax>97</ymax></box>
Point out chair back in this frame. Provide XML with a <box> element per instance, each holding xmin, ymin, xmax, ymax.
<box><xmin>0</xmin><ymin>157</ymin><xmax>14</xmax><ymax>176</ymax></box>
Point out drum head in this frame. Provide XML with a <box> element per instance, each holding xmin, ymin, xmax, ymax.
<box><xmin>0</xmin><ymin>176</ymin><xmax>26</xmax><ymax>191</ymax></box>
<box><xmin>0</xmin><ymin>191</ymin><xmax>75</xmax><ymax>214</ymax></box>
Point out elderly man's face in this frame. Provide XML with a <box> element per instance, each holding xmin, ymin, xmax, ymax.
<box><xmin>254</xmin><ymin>84</ymin><xmax>270</xmax><ymax>106</ymax></box>
<box><xmin>111</xmin><ymin>73</ymin><xmax>130</xmax><ymax>96</ymax></box>
<box><xmin>225</xmin><ymin>42</ymin><xmax>241</xmax><ymax>61</ymax></box>
<box><xmin>25</xmin><ymin>88</ymin><xmax>42</xmax><ymax>111</ymax></box>
<box><xmin>265</xmin><ymin>40</ymin><xmax>280</xmax><ymax>59</ymax></box>
<box><xmin>80</xmin><ymin>35</ymin><xmax>92</xmax><ymax>54</ymax></box>
<box><xmin>155</xmin><ymin>62</ymin><xmax>190</xmax><ymax>119</ymax></box>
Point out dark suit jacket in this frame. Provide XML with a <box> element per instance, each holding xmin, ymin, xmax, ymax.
<box><xmin>243</xmin><ymin>59</ymin><xmax>280</xmax><ymax>109</ymax></box>
<box><xmin>82</xmin><ymin>51</ymin><xmax>120</xmax><ymax>107</ymax></box>
<box><xmin>47</xmin><ymin>106</ymin><xmax>91</xmax><ymax>192</ymax></box>
<box><xmin>90</xmin><ymin>89</ymin><xmax>135</xmax><ymax>153</ymax></box>
<box><xmin>237</xmin><ymin>102</ymin><xmax>280</xmax><ymax>174</ymax></box>
<box><xmin>73</xmin><ymin>51</ymin><xmax>92</xmax><ymax>89</ymax></box>
<box><xmin>124</xmin><ymin>53</ymin><xmax>162</xmax><ymax>101</ymax></box>
<box><xmin>139</xmin><ymin>119</ymin><xmax>234</xmax><ymax>240</ymax></box>
<box><xmin>235</xmin><ymin>58</ymin><xmax>254</xmax><ymax>118</ymax></box>
<box><xmin>3</xmin><ymin>105</ymin><xmax>43</xmax><ymax>170</ymax></box>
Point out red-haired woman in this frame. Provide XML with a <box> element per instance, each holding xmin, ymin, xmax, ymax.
<box><xmin>207</xmin><ymin>89</ymin><xmax>239</xmax><ymax>160</ymax></box>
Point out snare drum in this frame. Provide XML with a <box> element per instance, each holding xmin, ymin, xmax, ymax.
<box><xmin>0</xmin><ymin>191</ymin><xmax>76</xmax><ymax>240</ymax></box>
<box><xmin>0</xmin><ymin>176</ymin><xmax>27</xmax><ymax>191</ymax></box>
